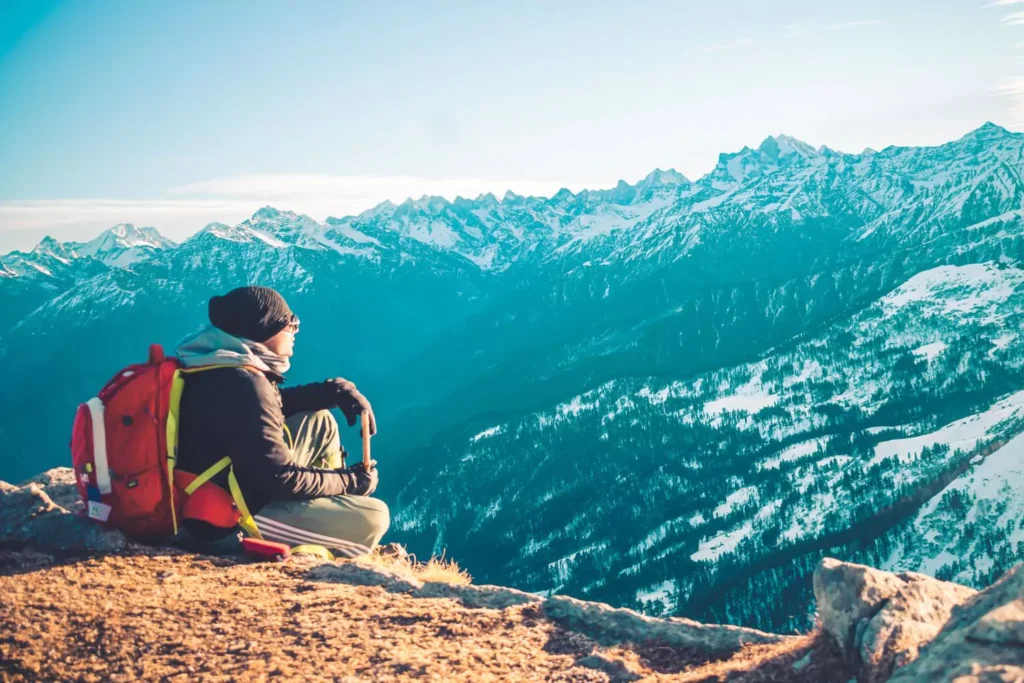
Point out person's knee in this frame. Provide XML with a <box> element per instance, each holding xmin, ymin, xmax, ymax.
<box><xmin>309</xmin><ymin>409</ymin><xmax>339</xmax><ymax>434</ymax></box>
<box><xmin>306</xmin><ymin>409</ymin><xmax>340</xmax><ymax>448</ymax></box>
<box><xmin>363</xmin><ymin>497</ymin><xmax>390</xmax><ymax>543</ymax></box>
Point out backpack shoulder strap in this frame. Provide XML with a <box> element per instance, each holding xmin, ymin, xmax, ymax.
<box><xmin>179</xmin><ymin>364</ymin><xmax>261</xmax><ymax>376</ymax></box>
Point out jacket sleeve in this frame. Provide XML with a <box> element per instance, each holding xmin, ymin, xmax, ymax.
<box><xmin>210</xmin><ymin>369</ymin><xmax>354</xmax><ymax>500</ymax></box>
<box><xmin>279</xmin><ymin>381</ymin><xmax>339</xmax><ymax>417</ymax></box>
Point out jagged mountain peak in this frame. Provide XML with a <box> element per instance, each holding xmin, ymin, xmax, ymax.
<box><xmin>412</xmin><ymin>195</ymin><xmax>452</xmax><ymax>211</ymax></box>
<box><xmin>192</xmin><ymin>221</ymin><xmax>266</xmax><ymax>244</ymax></box>
<box><xmin>244</xmin><ymin>206</ymin><xmax>321</xmax><ymax>231</ymax></box>
<box><xmin>75</xmin><ymin>223</ymin><xmax>175</xmax><ymax>260</ymax></box>
<box><xmin>639</xmin><ymin>167</ymin><xmax>690</xmax><ymax>187</ymax></box>
<box><xmin>25</xmin><ymin>236</ymin><xmax>81</xmax><ymax>267</ymax></box>
<box><xmin>108</xmin><ymin>223</ymin><xmax>140</xmax><ymax>237</ymax></box>
<box><xmin>955</xmin><ymin>121</ymin><xmax>1017</xmax><ymax>148</ymax></box>
<box><xmin>32</xmin><ymin>235</ymin><xmax>69</xmax><ymax>254</ymax></box>
<box><xmin>701</xmin><ymin>131</ymin><xmax>843</xmax><ymax>190</ymax></box>
<box><xmin>351</xmin><ymin>199</ymin><xmax>397</xmax><ymax>221</ymax></box>
<box><xmin>968</xmin><ymin>121</ymin><xmax>1011</xmax><ymax>137</ymax></box>
<box><xmin>758</xmin><ymin>134</ymin><xmax>819</xmax><ymax>159</ymax></box>
<box><xmin>245</xmin><ymin>206</ymin><xmax>322</xmax><ymax>228</ymax></box>
<box><xmin>90</xmin><ymin>223</ymin><xmax>171</xmax><ymax>245</ymax></box>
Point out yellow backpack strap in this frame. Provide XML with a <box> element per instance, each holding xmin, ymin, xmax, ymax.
<box><xmin>228</xmin><ymin>466</ymin><xmax>262</xmax><ymax>539</ymax></box>
<box><xmin>166</xmin><ymin>369</ymin><xmax>186</xmax><ymax>535</ymax></box>
<box><xmin>183</xmin><ymin>456</ymin><xmax>232</xmax><ymax>495</ymax></box>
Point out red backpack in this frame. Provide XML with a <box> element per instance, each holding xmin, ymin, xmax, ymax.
<box><xmin>70</xmin><ymin>344</ymin><xmax>261</xmax><ymax>541</ymax></box>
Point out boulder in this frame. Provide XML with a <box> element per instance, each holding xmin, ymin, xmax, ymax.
<box><xmin>889</xmin><ymin>563</ymin><xmax>1024</xmax><ymax>682</ymax></box>
<box><xmin>814</xmin><ymin>557</ymin><xmax>977</xmax><ymax>681</ymax></box>
<box><xmin>0</xmin><ymin>467</ymin><xmax>128</xmax><ymax>553</ymax></box>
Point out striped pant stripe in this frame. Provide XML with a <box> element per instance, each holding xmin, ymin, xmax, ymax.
<box><xmin>253</xmin><ymin>515</ymin><xmax>372</xmax><ymax>557</ymax></box>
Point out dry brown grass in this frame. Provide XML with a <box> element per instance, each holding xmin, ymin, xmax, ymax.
<box><xmin>0</xmin><ymin>551</ymin><xmax>857</xmax><ymax>682</ymax></box>
<box><xmin>356</xmin><ymin>547</ymin><xmax>472</xmax><ymax>586</ymax></box>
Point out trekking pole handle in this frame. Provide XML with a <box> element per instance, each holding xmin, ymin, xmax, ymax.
<box><xmin>361</xmin><ymin>411</ymin><xmax>372</xmax><ymax>470</ymax></box>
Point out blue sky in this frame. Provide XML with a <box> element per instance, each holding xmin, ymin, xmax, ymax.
<box><xmin>0</xmin><ymin>0</ymin><xmax>1020</xmax><ymax>251</ymax></box>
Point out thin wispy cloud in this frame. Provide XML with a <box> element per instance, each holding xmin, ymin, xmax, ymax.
<box><xmin>824</xmin><ymin>19</ymin><xmax>883</xmax><ymax>31</ymax></box>
<box><xmin>784</xmin><ymin>20</ymin><xmax>882</xmax><ymax>39</ymax></box>
<box><xmin>0</xmin><ymin>199</ymin><xmax>255</xmax><ymax>230</ymax></box>
<box><xmin>990</xmin><ymin>0</ymin><xmax>1024</xmax><ymax>130</ymax></box>
<box><xmin>168</xmin><ymin>173</ymin><xmax>603</xmax><ymax>208</ymax></box>
<box><xmin>999</xmin><ymin>77</ymin><xmax>1024</xmax><ymax>127</ymax></box>
<box><xmin>0</xmin><ymin>174</ymin><xmax>610</xmax><ymax>249</ymax></box>
<box><xmin>685</xmin><ymin>38</ymin><xmax>755</xmax><ymax>55</ymax></box>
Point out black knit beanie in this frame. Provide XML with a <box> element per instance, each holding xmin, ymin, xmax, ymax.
<box><xmin>208</xmin><ymin>286</ymin><xmax>297</xmax><ymax>343</ymax></box>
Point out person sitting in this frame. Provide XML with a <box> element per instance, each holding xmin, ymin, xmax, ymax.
<box><xmin>173</xmin><ymin>285</ymin><xmax>388</xmax><ymax>557</ymax></box>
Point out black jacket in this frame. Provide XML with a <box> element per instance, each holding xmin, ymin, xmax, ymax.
<box><xmin>176</xmin><ymin>366</ymin><xmax>353</xmax><ymax>516</ymax></box>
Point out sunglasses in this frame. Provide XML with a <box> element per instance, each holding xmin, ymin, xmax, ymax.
<box><xmin>284</xmin><ymin>320</ymin><xmax>300</xmax><ymax>334</ymax></box>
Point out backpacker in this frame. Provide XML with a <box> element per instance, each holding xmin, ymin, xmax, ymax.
<box><xmin>70</xmin><ymin>344</ymin><xmax>261</xmax><ymax>541</ymax></box>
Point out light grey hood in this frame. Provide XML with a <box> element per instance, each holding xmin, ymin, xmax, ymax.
<box><xmin>174</xmin><ymin>325</ymin><xmax>290</xmax><ymax>375</ymax></box>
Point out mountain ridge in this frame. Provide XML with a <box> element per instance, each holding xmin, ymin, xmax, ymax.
<box><xmin>5</xmin><ymin>122</ymin><xmax>1015</xmax><ymax>274</ymax></box>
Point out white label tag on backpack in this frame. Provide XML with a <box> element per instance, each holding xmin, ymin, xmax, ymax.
<box><xmin>88</xmin><ymin>501</ymin><xmax>112</xmax><ymax>522</ymax></box>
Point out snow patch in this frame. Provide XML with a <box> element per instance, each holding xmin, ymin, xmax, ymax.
<box><xmin>760</xmin><ymin>438</ymin><xmax>827</xmax><ymax>470</ymax></box>
<box><xmin>636</xmin><ymin>580</ymin><xmax>676</xmax><ymax>609</ymax></box>
<box><xmin>691</xmin><ymin>521</ymin><xmax>754</xmax><ymax>562</ymax></box>
<box><xmin>912</xmin><ymin>341</ymin><xmax>948</xmax><ymax>362</ymax></box>
<box><xmin>714</xmin><ymin>486</ymin><xmax>757</xmax><ymax>518</ymax></box>
<box><xmin>704</xmin><ymin>391</ymin><xmax>778</xmax><ymax>417</ymax></box>
<box><xmin>470</xmin><ymin>425</ymin><xmax>504</xmax><ymax>443</ymax></box>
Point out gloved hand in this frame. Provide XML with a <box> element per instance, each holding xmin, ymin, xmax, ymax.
<box><xmin>337</xmin><ymin>460</ymin><xmax>378</xmax><ymax>496</ymax></box>
<box><xmin>326</xmin><ymin>378</ymin><xmax>377</xmax><ymax>435</ymax></box>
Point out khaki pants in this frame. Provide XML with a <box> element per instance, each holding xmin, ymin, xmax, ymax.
<box><xmin>253</xmin><ymin>410</ymin><xmax>389</xmax><ymax>558</ymax></box>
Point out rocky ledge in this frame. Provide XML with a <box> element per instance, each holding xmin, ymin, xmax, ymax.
<box><xmin>1</xmin><ymin>469</ymin><xmax>1020</xmax><ymax>681</ymax></box>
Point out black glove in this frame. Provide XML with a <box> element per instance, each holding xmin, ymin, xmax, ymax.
<box><xmin>326</xmin><ymin>378</ymin><xmax>377</xmax><ymax>436</ymax></box>
<box><xmin>336</xmin><ymin>460</ymin><xmax>378</xmax><ymax>496</ymax></box>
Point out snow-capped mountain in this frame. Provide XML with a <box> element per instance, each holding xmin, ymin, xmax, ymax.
<box><xmin>70</xmin><ymin>223</ymin><xmax>176</xmax><ymax>267</ymax></box>
<box><xmin>0</xmin><ymin>225</ymin><xmax>175</xmax><ymax>337</ymax></box>
<box><xmin>0</xmin><ymin>237</ymin><xmax>107</xmax><ymax>338</ymax></box>
<box><xmin>1</xmin><ymin>236</ymin><xmax>91</xmax><ymax>281</ymax></box>
<box><xmin>1</xmin><ymin>122</ymin><xmax>1022</xmax><ymax>633</ymax></box>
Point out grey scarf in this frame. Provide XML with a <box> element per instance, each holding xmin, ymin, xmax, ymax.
<box><xmin>175</xmin><ymin>325</ymin><xmax>291</xmax><ymax>377</ymax></box>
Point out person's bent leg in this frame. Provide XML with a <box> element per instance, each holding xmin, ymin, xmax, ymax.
<box><xmin>254</xmin><ymin>495</ymin><xmax>390</xmax><ymax>558</ymax></box>
<box><xmin>285</xmin><ymin>409</ymin><xmax>345</xmax><ymax>469</ymax></box>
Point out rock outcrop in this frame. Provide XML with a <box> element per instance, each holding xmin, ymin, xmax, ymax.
<box><xmin>815</xmin><ymin>558</ymin><xmax>1024</xmax><ymax>682</ymax></box>
<box><xmin>888</xmin><ymin>562</ymin><xmax>1024</xmax><ymax>682</ymax></box>
<box><xmin>0</xmin><ymin>468</ymin><xmax>128</xmax><ymax>553</ymax></box>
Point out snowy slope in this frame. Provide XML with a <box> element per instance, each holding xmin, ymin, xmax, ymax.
<box><xmin>882</xmin><ymin>430</ymin><xmax>1024</xmax><ymax>586</ymax></box>
<box><xmin>390</xmin><ymin>260</ymin><xmax>1024</xmax><ymax>627</ymax></box>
